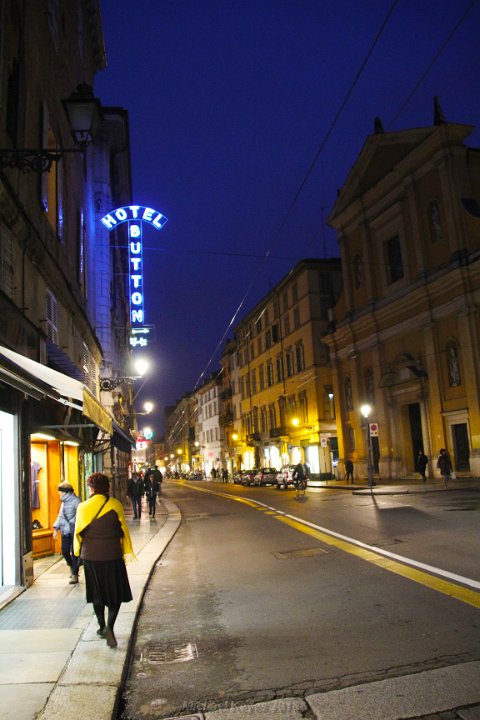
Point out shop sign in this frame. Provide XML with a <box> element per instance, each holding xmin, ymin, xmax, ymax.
<box><xmin>100</xmin><ymin>205</ymin><xmax>168</xmax><ymax>346</ymax></box>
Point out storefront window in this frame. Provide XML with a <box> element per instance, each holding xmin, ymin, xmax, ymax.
<box><xmin>0</xmin><ymin>410</ymin><xmax>17</xmax><ymax>588</ymax></box>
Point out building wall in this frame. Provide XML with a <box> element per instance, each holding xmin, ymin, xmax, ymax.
<box><xmin>326</xmin><ymin>119</ymin><xmax>480</xmax><ymax>481</ymax></box>
<box><xmin>234</xmin><ymin>259</ymin><xmax>342</xmax><ymax>476</ymax></box>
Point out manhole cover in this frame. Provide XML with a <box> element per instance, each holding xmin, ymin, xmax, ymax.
<box><xmin>140</xmin><ymin>642</ymin><xmax>198</xmax><ymax>665</ymax></box>
<box><xmin>274</xmin><ymin>547</ymin><xmax>328</xmax><ymax>560</ymax></box>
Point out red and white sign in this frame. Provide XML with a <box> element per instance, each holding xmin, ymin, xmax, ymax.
<box><xmin>369</xmin><ymin>423</ymin><xmax>379</xmax><ymax>437</ymax></box>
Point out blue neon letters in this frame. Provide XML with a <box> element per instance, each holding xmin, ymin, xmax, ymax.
<box><xmin>100</xmin><ymin>205</ymin><xmax>168</xmax><ymax>346</ymax></box>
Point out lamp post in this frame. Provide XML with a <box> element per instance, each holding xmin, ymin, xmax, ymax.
<box><xmin>360</xmin><ymin>404</ymin><xmax>375</xmax><ymax>488</ymax></box>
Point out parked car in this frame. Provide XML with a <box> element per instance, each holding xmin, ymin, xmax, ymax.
<box><xmin>254</xmin><ymin>468</ymin><xmax>279</xmax><ymax>486</ymax></box>
<box><xmin>275</xmin><ymin>465</ymin><xmax>297</xmax><ymax>489</ymax></box>
<box><xmin>233</xmin><ymin>469</ymin><xmax>252</xmax><ymax>484</ymax></box>
<box><xmin>241</xmin><ymin>468</ymin><xmax>261</xmax><ymax>485</ymax></box>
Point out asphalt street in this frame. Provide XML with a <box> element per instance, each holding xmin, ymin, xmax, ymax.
<box><xmin>120</xmin><ymin>480</ymin><xmax>480</xmax><ymax>720</ymax></box>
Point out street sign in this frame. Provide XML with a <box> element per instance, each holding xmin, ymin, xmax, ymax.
<box><xmin>369</xmin><ymin>423</ymin><xmax>379</xmax><ymax>437</ymax></box>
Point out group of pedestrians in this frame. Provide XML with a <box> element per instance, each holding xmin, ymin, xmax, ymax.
<box><xmin>341</xmin><ymin>449</ymin><xmax>455</xmax><ymax>487</ymax></box>
<box><xmin>127</xmin><ymin>466</ymin><xmax>163</xmax><ymax>518</ymax></box>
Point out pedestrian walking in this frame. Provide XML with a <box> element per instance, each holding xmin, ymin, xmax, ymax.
<box><xmin>344</xmin><ymin>459</ymin><xmax>354</xmax><ymax>483</ymax></box>
<box><xmin>417</xmin><ymin>450</ymin><xmax>428</xmax><ymax>482</ymax></box>
<box><xmin>144</xmin><ymin>466</ymin><xmax>162</xmax><ymax>517</ymax></box>
<box><xmin>53</xmin><ymin>482</ymin><xmax>81</xmax><ymax>584</ymax></box>
<box><xmin>127</xmin><ymin>472</ymin><xmax>144</xmax><ymax>518</ymax></box>
<box><xmin>222</xmin><ymin>468</ymin><xmax>228</xmax><ymax>483</ymax></box>
<box><xmin>436</xmin><ymin>448</ymin><xmax>452</xmax><ymax>488</ymax></box>
<box><xmin>74</xmin><ymin>472</ymin><xmax>134</xmax><ymax>648</ymax></box>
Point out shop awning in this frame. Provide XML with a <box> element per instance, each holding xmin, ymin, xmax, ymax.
<box><xmin>0</xmin><ymin>346</ymin><xmax>113</xmax><ymax>434</ymax></box>
<box><xmin>112</xmin><ymin>422</ymin><xmax>136</xmax><ymax>452</ymax></box>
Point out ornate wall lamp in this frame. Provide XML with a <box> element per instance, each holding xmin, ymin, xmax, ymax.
<box><xmin>0</xmin><ymin>84</ymin><xmax>101</xmax><ymax>173</ymax></box>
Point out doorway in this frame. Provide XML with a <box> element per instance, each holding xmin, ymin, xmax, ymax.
<box><xmin>452</xmin><ymin>423</ymin><xmax>470</xmax><ymax>471</ymax></box>
<box><xmin>408</xmin><ymin>403</ymin><xmax>423</xmax><ymax>470</ymax></box>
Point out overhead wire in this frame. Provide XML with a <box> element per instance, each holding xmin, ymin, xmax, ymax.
<box><xmin>161</xmin><ymin>0</ymin><xmax>401</xmax><ymax>444</ymax></box>
<box><xmin>156</xmin><ymin>1</ymin><xmax>476</xmax><ymax>443</ymax></box>
<box><xmin>191</xmin><ymin>0</ymin><xmax>400</xmax><ymax>391</ymax></box>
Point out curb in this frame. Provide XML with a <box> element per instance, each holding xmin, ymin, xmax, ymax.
<box><xmin>36</xmin><ymin>498</ymin><xmax>182</xmax><ymax>720</ymax></box>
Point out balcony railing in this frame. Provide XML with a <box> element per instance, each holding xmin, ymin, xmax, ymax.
<box><xmin>269</xmin><ymin>426</ymin><xmax>288</xmax><ymax>438</ymax></box>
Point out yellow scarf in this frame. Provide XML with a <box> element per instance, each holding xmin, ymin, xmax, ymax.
<box><xmin>74</xmin><ymin>494</ymin><xmax>135</xmax><ymax>560</ymax></box>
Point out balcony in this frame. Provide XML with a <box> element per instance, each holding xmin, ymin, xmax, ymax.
<box><xmin>246</xmin><ymin>432</ymin><xmax>261</xmax><ymax>445</ymax></box>
<box><xmin>270</xmin><ymin>426</ymin><xmax>288</xmax><ymax>438</ymax></box>
<box><xmin>219</xmin><ymin>412</ymin><xmax>234</xmax><ymax>427</ymax></box>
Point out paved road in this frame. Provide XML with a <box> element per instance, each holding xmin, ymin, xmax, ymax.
<box><xmin>120</xmin><ymin>481</ymin><xmax>480</xmax><ymax>719</ymax></box>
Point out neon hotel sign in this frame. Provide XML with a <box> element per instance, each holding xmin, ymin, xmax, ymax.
<box><xmin>100</xmin><ymin>205</ymin><xmax>168</xmax><ymax>347</ymax></box>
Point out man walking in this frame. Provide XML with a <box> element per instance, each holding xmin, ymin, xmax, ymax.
<box><xmin>127</xmin><ymin>472</ymin><xmax>144</xmax><ymax>518</ymax></box>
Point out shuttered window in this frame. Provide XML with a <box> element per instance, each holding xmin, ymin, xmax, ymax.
<box><xmin>45</xmin><ymin>290</ymin><xmax>58</xmax><ymax>344</ymax></box>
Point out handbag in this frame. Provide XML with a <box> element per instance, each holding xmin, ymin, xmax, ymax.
<box><xmin>450</xmin><ymin>471</ymin><xmax>456</xmax><ymax>479</ymax></box>
<box><xmin>80</xmin><ymin>496</ymin><xmax>109</xmax><ymax>538</ymax></box>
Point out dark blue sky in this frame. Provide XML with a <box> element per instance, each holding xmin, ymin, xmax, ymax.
<box><xmin>95</xmin><ymin>0</ymin><xmax>480</xmax><ymax>434</ymax></box>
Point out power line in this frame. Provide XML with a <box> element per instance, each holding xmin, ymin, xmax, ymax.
<box><xmin>388</xmin><ymin>0</ymin><xmax>480</xmax><ymax>129</ymax></box>
<box><xmin>190</xmin><ymin>0</ymin><xmax>399</xmax><ymax>392</ymax></box>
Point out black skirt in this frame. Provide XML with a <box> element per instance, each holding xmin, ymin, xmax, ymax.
<box><xmin>83</xmin><ymin>559</ymin><xmax>133</xmax><ymax>606</ymax></box>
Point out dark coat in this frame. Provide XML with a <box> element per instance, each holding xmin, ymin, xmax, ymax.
<box><xmin>417</xmin><ymin>453</ymin><xmax>428</xmax><ymax>472</ymax></box>
<box><xmin>127</xmin><ymin>477</ymin><xmax>144</xmax><ymax>498</ymax></box>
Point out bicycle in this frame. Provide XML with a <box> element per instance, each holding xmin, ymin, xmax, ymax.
<box><xmin>294</xmin><ymin>477</ymin><xmax>307</xmax><ymax>498</ymax></box>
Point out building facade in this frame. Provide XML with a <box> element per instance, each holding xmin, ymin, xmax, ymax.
<box><xmin>0</xmin><ymin>1</ymin><xmax>133</xmax><ymax>598</ymax></box>
<box><xmin>326</xmin><ymin>111</ymin><xmax>480</xmax><ymax>481</ymax></box>
<box><xmin>233</xmin><ymin>259</ymin><xmax>342</xmax><ymax>477</ymax></box>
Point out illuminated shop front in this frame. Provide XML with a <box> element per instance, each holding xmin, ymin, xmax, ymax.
<box><xmin>30</xmin><ymin>433</ymin><xmax>80</xmax><ymax>559</ymax></box>
<box><xmin>0</xmin><ymin>409</ymin><xmax>18</xmax><ymax>594</ymax></box>
<box><xmin>0</xmin><ymin>346</ymin><xmax>113</xmax><ymax>594</ymax></box>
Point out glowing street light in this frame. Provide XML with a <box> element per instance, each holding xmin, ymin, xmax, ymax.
<box><xmin>360</xmin><ymin>404</ymin><xmax>375</xmax><ymax>488</ymax></box>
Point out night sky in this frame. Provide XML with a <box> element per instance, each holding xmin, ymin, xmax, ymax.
<box><xmin>94</xmin><ymin>0</ymin><xmax>480</xmax><ymax>436</ymax></box>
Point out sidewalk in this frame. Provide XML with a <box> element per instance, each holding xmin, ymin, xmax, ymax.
<box><xmin>308</xmin><ymin>476</ymin><xmax>480</xmax><ymax>495</ymax></box>
<box><xmin>0</xmin><ymin>497</ymin><xmax>181</xmax><ymax>720</ymax></box>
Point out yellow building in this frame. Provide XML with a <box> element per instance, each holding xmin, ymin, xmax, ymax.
<box><xmin>233</xmin><ymin>259</ymin><xmax>342</xmax><ymax>478</ymax></box>
<box><xmin>326</xmin><ymin>110</ymin><xmax>480</xmax><ymax>482</ymax></box>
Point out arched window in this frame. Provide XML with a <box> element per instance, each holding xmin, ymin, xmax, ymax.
<box><xmin>344</xmin><ymin>376</ymin><xmax>353</xmax><ymax>411</ymax></box>
<box><xmin>364</xmin><ymin>367</ymin><xmax>375</xmax><ymax>404</ymax></box>
<box><xmin>446</xmin><ymin>341</ymin><xmax>461</xmax><ymax>387</ymax></box>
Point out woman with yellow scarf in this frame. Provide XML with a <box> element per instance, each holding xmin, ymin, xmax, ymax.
<box><xmin>74</xmin><ymin>473</ymin><xmax>134</xmax><ymax>648</ymax></box>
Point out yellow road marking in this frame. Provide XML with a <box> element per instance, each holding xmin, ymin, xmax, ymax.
<box><xmin>181</xmin><ymin>482</ymin><xmax>480</xmax><ymax>608</ymax></box>
<box><xmin>275</xmin><ymin>516</ymin><xmax>480</xmax><ymax>609</ymax></box>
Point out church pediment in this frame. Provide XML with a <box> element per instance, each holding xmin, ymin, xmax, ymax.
<box><xmin>329</xmin><ymin>126</ymin><xmax>436</xmax><ymax>223</ymax></box>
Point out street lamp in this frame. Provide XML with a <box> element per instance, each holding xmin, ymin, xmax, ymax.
<box><xmin>100</xmin><ymin>357</ymin><xmax>150</xmax><ymax>392</ymax></box>
<box><xmin>360</xmin><ymin>404</ymin><xmax>375</xmax><ymax>488</ymax></box>
<box><xmin>134</xmin><ymin>401</ymin><xmax>153</xmax><ymax>415</ymax></box>
<box><xmin>0</xmin><ymin>84</ymin><xmax>101</xmax><ymax>173</ymax></box>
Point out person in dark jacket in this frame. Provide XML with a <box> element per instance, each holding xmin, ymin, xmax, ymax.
<box><xmin>144</xmin><ymin>467</ymin><xmax>162</xmax><ymax>517</ymax></box>
<box><xmin>127</xmin><ymin>472</ymin><xmax>144</xmax><ymax>518</ymax></box>
<box><xmin>417</xmin><ymin>451</ymin><xmax>428</xmax><ymax>482</ymax></box>
<box><xmin>436</xmin><ymin>448</ymin><xmax>452</xmax><ymax>489</ymax></box>
<box><xmin>74</xmin><ymin>472</ymin><xmax>134</xmax><ymax>648</ymax></box>
<box><xmin>344</xmin><ymin>459</ymin><xmax>354</xmax><ymax>483</ymax></box>
<box><xmin>53</xmin><ymin>482</ymin><xmax>81</xmax><ymax>584</ymax></box>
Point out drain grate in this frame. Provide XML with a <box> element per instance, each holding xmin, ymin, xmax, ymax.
<box><xmin>140</xmin><ymin>642</ymin><xmax>198</xmax><ymax>665</ymax></box>
<box><xmin>274</xmin><ymin>547</ymin><xmax>328</xmax><ymax>560</ymax></box>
